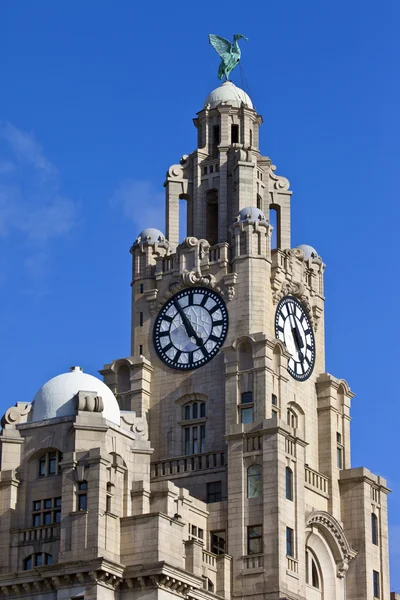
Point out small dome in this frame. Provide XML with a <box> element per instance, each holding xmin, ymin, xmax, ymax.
<box><xmin>31</xmin><ymin>367</ymin><xmax>120</xmax><ymax>426</ymax></box>
<box><xmin>297</xmin><ymin>244</ymin><xmax>319</xmax><ymax>259</ymax></box>
<box><xmin>137</xmin><ymin>228</ymin><xmax>165</xmax><ymax>243</ymax></box>
<box><xmin>205</xmin><ymin>81</ymin><xmax>253</xmax><ymax>109</ymax></box>
<box><xmin>238</xmin><ymin>207</ymin><xmax>266</xmax><ymax>222</ymax></box>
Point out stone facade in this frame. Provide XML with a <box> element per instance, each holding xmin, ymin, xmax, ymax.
<box><xmin>0</xmin><ymin>81</ymin><xmax>391</xmax><ymax>599</ymax></box>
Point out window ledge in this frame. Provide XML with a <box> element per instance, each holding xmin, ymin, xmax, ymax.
<box><xmin>104</xmin><ymin>511</ymin><xmax>118</xmax><ymax>519</ymax></box>
<box><xmin>69</xmin><ymin>510</ymin><xmax>88</xmax><ymax>516</ymax></box>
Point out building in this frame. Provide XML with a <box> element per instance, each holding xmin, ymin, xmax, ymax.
<box><xmin>0</xmin><ymin>78</ymin><xmax>391</xmax><ymax>599</ymax></box>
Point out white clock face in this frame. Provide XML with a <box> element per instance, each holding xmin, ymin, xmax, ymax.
<box><xmin>153</xmin><ymin>287</ymin><xmax>228</xmax><ymax>370</ymax></box>
<box><xmin>275</xmin><ymin>296</ymin><xmax>315</xmax><ymax>381</ymax></box>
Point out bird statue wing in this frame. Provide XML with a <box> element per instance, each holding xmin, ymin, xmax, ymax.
<box><xmin>209</xmin><ymin>34</ymin><xmax>232</xmax><ymax>61</ymax></box>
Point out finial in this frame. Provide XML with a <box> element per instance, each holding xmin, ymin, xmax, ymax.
<box><xmin>208</xmin><ymin>33</ymin><xmax>248</xmax><ymax>81</ymax></box>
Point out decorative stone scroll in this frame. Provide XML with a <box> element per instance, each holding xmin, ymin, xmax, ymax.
<box><xmin>1</xmin><ymin>403</ymin><xmax>31</xmax><ymax>428</ymax></box>
<box><xmin>120</xmin><ymin>413</ymin><xmax>148</xmax><ymax>440</ymax></box>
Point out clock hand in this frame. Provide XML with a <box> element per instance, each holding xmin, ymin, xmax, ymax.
<box><xmin>288</xmin><ymin>303</ymin><xmax>304</xmax><ymax>360</ymax></box>
<box><xmin>173</xmin><ymin>300</ymin><xmax>204</xmax><ymax>347</ymax></box>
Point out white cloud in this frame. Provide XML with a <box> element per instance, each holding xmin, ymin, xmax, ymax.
<box><xmin>0</xmin><ymin>122</ymin><xmax>78</xmax><ymax>281</ymax></box>
<box><xmin>110</xmin><ymin>178</ymin><xmax>165</xmax><ymax>235</ymax></box>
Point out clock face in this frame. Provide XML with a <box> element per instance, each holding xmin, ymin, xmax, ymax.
<box><xmin>275</xmin><ymin>295</ymin><xmax>315</xmax><ymax>381</ymax></box>
<box><xmin>153</xmin><ymin>287</ymin><xmax>228</xmax><ymax>370</ymax></box>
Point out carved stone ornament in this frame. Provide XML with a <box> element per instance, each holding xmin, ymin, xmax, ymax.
<box><xmin>306</xmin><ymin>511</ymin><xmax>358</xmax><ymax>578</ymax></box>
<box><xmin>1</xmin><ymin>402</ymin><xmax>32</xmax><ymax>428</ymax></box>
<box><xmin>75</xmin><ymin>392</ymin><xmax>104</xmax><ymax>413</ymax></box>
<box><xmin>269</xmin><ymin>164</ymin><xmax>290</xmax><ymax>191</ymax></box>
<box><xmin>166</xmin><ymin>154</ymin><xmax>189</xmax><ymax>180</ymax></box>
<box><xmin>272</xmin><ymin>280</ymin><xmax>322</xmax><ymax>331</ymax></box>
<box><xmin>180</xmin><ymin>237</ymin><xmax>217</xmax><ymax>288</ymax></box>
<box><xmin>120</xmin><ymin>413</ymin><xmax>148</xmax><ymax>440</ymax></box>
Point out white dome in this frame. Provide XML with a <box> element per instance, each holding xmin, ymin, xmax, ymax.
<box><xmin>238</xmin><ymin>207</ymin><xmax>266</xmax><ymax>221</ymax></box>
<box><xmin>205</xmin><ymin>81</ymin><xmax>253</xmax><ymax>109</ymax></box>
<box><xmin>297</xmin><ymin>244</ymin><xmax>319</xmax><ymax>259</ymax></box>
<box><xmin>137</xmin><ymin>228</ymin><xmax>165</xmax><ymax>243</ymax></box>
<box><xmin>31</xmin><ymin>367</ymin><xmax>120</xmax><ymax>426</ymax></box>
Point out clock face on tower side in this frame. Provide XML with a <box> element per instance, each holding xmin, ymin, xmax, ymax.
<box><xmin>153</xmin><ymin>287</ymin><xmax>229</xmax><ymax>371</ymax></box>
<box><xmin>275</xmin><ymin>295</ymin><xmax>315</xmax><ymax>381</ymax></box>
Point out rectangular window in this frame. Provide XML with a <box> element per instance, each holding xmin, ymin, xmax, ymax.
<box><xmin>77</xmin><ymin>481</ymin><xmax>88</xmax><ymax>511</ymax></box>
<box><xmin>54</xmin><ymin>510</ymin><xmax>61</xmax><ymax>523</ymax></box>
<box><xmin>33</xmin><ymin>513</ymin><xmax>41</xmax><ymax>527</ymax></box>
<box><xmin>212</xmin><ymin>125</ymin><xmax>220</xmax><ymax>157</ymax></box>
<box><xmin>44</xmin><ymin>499</ymin><xmax>52</xmax><ymax>509</ymax></box>
<box><xmin>241</xmin><ymin>407</ymin><xmax>254</xmax><ymax>424</ymax></box>
<box><xmin>373</xmin><ymin>570</ymin><xmax>380</xmax><ymax>598</ymax></box>
<box><xmin>48</xmin><ymin>452</ymin><xmax>57</xmax><ymax>475</ymax></box>
<box><xmin>43</xmin><ymin>512</ymin><xmax>52</xmax><ymax>525</ymax></box>
<box><xmin>33</xmin><ymin>500</ymin><xmax>41</xmax><ymax>511</ymax></box>
<box><xmin>210</xmin><ymin>165</ymin><xmax>214</xmax><ymax>173</ymax></box>
<box><xmin>32</xmin><ymin>497</ymin><xmax>62</xmax><ymax>527</ymax></box>
<box><xmin>39</xmin><ymin>457</ymin><xmax>46</xmax><ymax>477</ymax></box>
<box><xmin>200</xmin><ymin>425</ymin><xmax>206</xmax><ymax>453</ymax></box>
<box><xmin>203</xmin><ymin>166</ymin><xmax>208</xmax><ymax>175</ymax></box>
<box><xmin>78</xmin><ymin>494</ymin><xmax>87</xmax><ymax>511</ymax></box>
<box><xmin>247</xmin><ymin>525</ymin><xmax>262</xmax><ymax>555</ymax></box>
<box><xmin>139</xmin><ymin>283</ymin><xmax>144</xmax><ymax>294</ymax></box>
<box><xmin>200</xmin><ymin>402</ymin><xmax>206</xmax><ymax>418</ymax></box>
<box><xmin>207</xmin><ymin>481</ymin><xmax>222</xmax><ymax>503</ymax></box>
<box><xmin>372</xmin><ymin>513</ymin><xmax>378</xmax><ymax>545</ymax></box>
<box><xmin>185</xmin><ymin>428</ymin><xmax>190</xmax><ymax>455</ymax></box>
<box><xmin>184</xmin><ymin>405</ymin><xmax>191</xmax><ymax>420</ymax></box>
<box><xmin>193</xmin><ymin>426</ymin><xmax>198</xmax><ymax>454</ymax></box>
<box><xmin>272</xmin><ymin>394</ymin><xmax>277</xmax><ymax>406</ymax></box>
<box><xmin>139</xmin><ymin>312</ymin><xmax>143</xmax><ymax>326</ymax></box>
<box><xmin>286</xmin><ymin>527</ymin><xmax>294</xmax><ymax>557</ymax></box>
<box><xmin>231</xmin><ymin>124</ymin><xmax>239</xmax><ymax>143</ymax></box>
<box><xmin>192</xmin><ymin>402</ymin><xmax>198</xmax><ymax>419</ymax></box>
<box><xmin>241</xmin><ymin>392</ymin><xmax>253</xmax><ymax>404</ymax></box>
<box><xmin>211</xmin><ymin>530</ymin><xmax>226</xmax><ymax>555</ymax></box>
<box><xmin>139</xmin><ymin>344</ymin><xmax>143</xmax><ymax>355</ymax></box>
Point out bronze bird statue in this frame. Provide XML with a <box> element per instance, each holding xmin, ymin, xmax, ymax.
<box><xmin>209</xmin><ymin>33</ymin><xmax>248</xmax><ymax>81</ymax></box>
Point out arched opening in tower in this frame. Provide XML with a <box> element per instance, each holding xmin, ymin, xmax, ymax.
<box><xmin>206</xmin><ymin>189</ymin><xmax>218</xmax><ymax>246</ymax></box>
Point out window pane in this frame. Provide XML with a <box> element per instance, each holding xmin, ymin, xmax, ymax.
<box><xmin>311</xmin><ymin>559</ymin><xmax>319</xmax><ymax>588</ymax></box>
<box><xmin>185</xmin><ymin>428</ymin><xmax>190</xmax><ymax>455</ymax></box>
<box><xmin>337</xmin><ymin>447</ymin><xmax>343</xmax><ymax>469</ymax></box>
<box><xmin>200</xmin><ymin>425</ymin><xmax>206</xmax><ymax>453</ymax></box>
<box><xmin>45</xmin><ymin>554</ymin><xmax>53</xmax><ymax>565</ymax></box>
<box><xmin>193</xmin><ymin>427</ymin><xmax>198</xmax><ymax>454</ymax></box>
<box><xmin>44</xmin><ymin>499</ymin><xmax>52</xmax><ymax>509</ymax></box>
<box><xmin>24</xmin><ymin>556</ymin><xmax>32</xmax><ymax>570</ymax></box>
<box><xmin>241</xmin><ymin>407</ymin><xmax>253</xmax><ymax>424</ymax></box>
<box><xmin>211</xmin><ymin>531</ymin><xmax>226</xmax><ymax>555</ymax></box>
<box><xmin>372</xmin><ymin>514</ymin><xmax>378</xmax><ymax>545</ymax></box>
<box><xmin>39</xmin><ymin>457</ymin><xmax>46</xmax><ymax>476</ymax></box>
<box><xmin>35</xmin><ymin>553</ymin><xmax>43</xmax><ymax>567</ymax></box>
<box><xmin>248</xmin><ymin>526</ymin><xmax>262</xmax><ymax>554</ymax></box>
<box><xmin>55</xmin><ymin>497</ymin><xmax>62</xmax><ymax>508</ymax></box>
<box><xmin>272</xmin><ymin>394</ymin><xmax>277</xmax><ymax>406</ymax></box>
<box><xmin>184</xmin><ymin>405</ymin><xmax>190</xmax><ymax>420</ymax></box>
<box><xmin>207</xmin><ymin>481</ymin><xmax>222</xmax><ymax>503</ymax></box>
<box><xmin>286</xmin><ymin>468</ymin><xmax>293</xmax><ymax>501</ymax></box>
<box><xmin>54</xmin><ymin>510</ymin><xmax>61</xmax><ymax>523</ymax></box>
<box><xmin>286</xmin><ymin>527</ymin><xmax>294</xmax><ymax>557</ymax></box>
<box><xmin>192</xmin><ymin>403</ymin><xmax>198</xmax><ymax>419</ymax></box>
<box><xmin>200</xmin><ymin>402</ymin><xmax>206</xmax><ymax>418</ymax></box>
<box><xmin>33</xmin><ymin>500</ymin><xmax>41</xmax><ymax>511</ymax></box>
<box><xmin>373</xmin><ymin>570</ymin><xmax>380</xmax><ymax>598</ymax></box>
<box><xmin>48</xmin><ymin>456</ymin><xmax>56</xmax><ymax>475</ymax></box>
<box><xmin>78</xmin><ymin>494</ymin><xmax>87</xmax><ymax>511</ymax></box>
<box><xmin>78</xmin><ymin>481</ymin><xmax>88</xmax><ymax>491</ymax></box>
<box><xmin>247</xmin><ymin>465</ymin><xmax>262</xmax><ymax>498</ymax></box>
<box><xmin>33</xmin><ymin>514</ymin><xmax>41</xmax><ymax>527</ymax></box>
<box><xmin>241</xmin><ymin>391</ymin><xmax>253</xmax><ymax>404</ymax></box>
<box><xmin>43</xmin><ymin>512</ymin><xmax>52</xmax><ymax>525</ymax></box>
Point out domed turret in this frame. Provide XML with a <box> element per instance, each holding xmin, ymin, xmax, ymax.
<box><xmin>238</xmin><ymin>207</ymin><xmax>266</xmax><ymax>222</ymax></box>
<box><xmin>136</xmin><ymin>228</ymin><xmax>166</xmax><ymax>244</ymax></box>
<box><xmin>296</xmin><ymin>244</ymin><xmax>319</xmax><ymax>259</ymax></box>
<box><xmin>31</xmin><ymin>366</ymin><xmax>120</xmax><ymax>425</ymax></box>
<box><xmin>205</xmin><ymin>81</ymin><xmax>253</xmax><ymax>109</ymax></box>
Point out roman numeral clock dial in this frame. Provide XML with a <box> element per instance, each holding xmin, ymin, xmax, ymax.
<box><xmin>153</xmin><ymin>287</ymin><xmax>229</xmax><ymax>370</ymax></box>
<box><xmin>275</xmin><ymin>296</ymin><xmax>315</xmax><ymax>381</ymax></box>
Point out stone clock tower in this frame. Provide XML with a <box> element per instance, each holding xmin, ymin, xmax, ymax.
<box><xmin>0</xmin><ymin>79</ymin><xmax>391</xmax><ymax>599</ymax></box>
<box><xmin>101</xmin><ymin>79</ymin><xmax>391</xmax><ymax>599</ymax></box>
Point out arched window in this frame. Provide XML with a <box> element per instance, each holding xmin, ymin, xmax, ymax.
<box><xmin>287</xmin><ymin>409</ymin><xmax>298</xmax><ymax>429</ymax></box>
<box><xmin>38</xmin><ymin>450</ymin><xmax>63</xmax><ymax>477</ymax></box>
<box><xmin>269</xmin><ymin>205</ymin><xmax>280</xmax><ymax>249</ymax></box>
<box><xmin>286</xmin><ymin>467</ymin><xmax>293</xmax><ymax>501</ymax></box>
<box><xmin>247</xmin><ymin>464</ymin><xmax>262</xmax><ymax>498</ymax></box>
<box><xmin>24</xmin><ymin>553</ymin><xmax>53</xmax><ymax>570</ymax></box>
<box><xmin>372</xmin><ymin>513</ymin><xmax>378</xmax><ymax>545</ymax></box>
<box><xmin>305</xmin><ymin>550</ymin><xmax>321</xmax><ymax>590</ymax></box>
<box><xmin>183</xmin><ymin>401</ymin><xmax>206</xmax><ymax>455</ymax></box>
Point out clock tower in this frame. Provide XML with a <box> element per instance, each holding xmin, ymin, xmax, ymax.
<box><xmin>100</xmin><ymin>78</ymin><xmax>391</xmax><ymax>599</ymax></box>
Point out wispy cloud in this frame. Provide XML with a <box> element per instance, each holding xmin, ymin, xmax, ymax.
<box><xmin>110</xmin><ymin>178</ymin><xmax>165</xmax><ymax>235</ymax></box>
<box><xmin>0</xmin><ymin>122</ymin><xmax>78</xmax><ymax>283</ymax></box>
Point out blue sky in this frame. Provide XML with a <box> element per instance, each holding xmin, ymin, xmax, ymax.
<box><xmin>1</xmin><ymin>0</ymin><xmax>399</xmax><ymax>587</ymax></box>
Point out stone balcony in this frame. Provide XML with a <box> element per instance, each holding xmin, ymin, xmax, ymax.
<box><xmin>12</xmin><ymin>524</ymin><xmax>60</xmax><ymax>545</ymax></box>
<box><xmin>305</xmin><ymin>465</ymin><xmax>329</xmax><ymax>498</ymax></box>
<box><xmin>151</xmin><ymin>451</ymin><xmax>226</xmax><ymax>480</ymax></box>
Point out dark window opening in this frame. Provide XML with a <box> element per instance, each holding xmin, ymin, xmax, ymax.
<box><xmin>24</xmin><ymin>553</ymin><xmax>53</xmax><ymax>570</ymax></box>
<box><xmin>203</xmin><ymin>166</ymin><xmax>208</xmax><ymax>175</ymax></box>
<box><xmin>269</xmin><ymin>205</ymin><xmax>280</xmax><ymax>250</ymax></box>
<box><xmin>77</xmin><ymin>481</ymin><xmax>87</xmax><ymax>512</ymax></box>
<box><xmin>139</xmin><ymin>283</ymin><xmax>144</xmax><ymax>294</ymax></box>
<box><xmin>286</xmin><ymin>527</ymin><xmax>294</xmax><ymax>557</ymax></box>
<box><xmin>249</xmin><ymin>129</ymin><xmax>253</xmax><ymax>147</ymax></box>
<box><xmin>206</xmin><ymin>189</ymin><xmax>218</xmax><ymax>246</ymax></box>
<box><xmin>211</xmin><ymin>531</ymin><xmax>226</xmax><ymax>555</ymax></box>
<box><xmin>373</xmin><ymin>570</ymin><xmax>380</xmax><ymax>598</ymax></box>
<box><xmin>286</xmin><ymin>467</ymin><xmax>293</xmax><ymax>501</ymax></box>
<box><xmin>231</xmin><ymin>124</ymin><xmax>239</xmax><ymax>143</ymax></box>
<box><xmin>372</xmin><ymin>513</ymin><xmax>378</xmax><ymax>545</ymax></box>
<box><xmin>139</xmin><ymin>312</ymin><xmax>143</xmax><ymax>327</ymax></box>
<box><xmin>311</xmin><ymin>559</ymin><xmax>320</xmax><ymax>588</ymax></box>
<box><xmin>139</xmin><ymin>344</ymin><xmax>143</xmax><ymax>355</ymax></box>
<box><xmin>210</xmin><ymin>165</ymin><xmax>214</xmax><ymax>173</ymax></box>
<box><xmin>207</xmin><ymin>481</ymin><xmax>222</xmax><ymax>503</ymax></box>
<box><xmin>257</xmin><ymin>193</ymin><xmax>262</xmax><ymax>209</ymax></box>
<box><xmin>247</xmin><ymin>525</ymin><xmax>262</xmax><ymax>554</ymax></box>
<box><xmin>212</xmin><ymin>125</ymin><xmax>220</xmax><ymax>158</ymax></box>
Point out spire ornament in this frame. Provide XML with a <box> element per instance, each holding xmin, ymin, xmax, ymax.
<box><xmin>209</xmin><ymin>33</ymin><xmax>248</xmax><ymax>81</ymax></box>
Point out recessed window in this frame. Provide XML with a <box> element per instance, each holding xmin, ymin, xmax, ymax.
<box><xmin>311</xmin><ymin>559</ymin><xmax>319</xmax><ymax>588</ymax></box>
<box><xmin>239</xmin><ymin>391</ymin><xmax>254</xmax><ymax>424</ymax></box>
<box><xmin>139</xmin><ymin>344</ymin><xmax>143</xmax><ymax>355</ymax></box>
<box><xmin>286</xmin><ymin>527</ymin><xmax>294</xmax><ymax>557</ymax></box>
<box><xmin>337</xmin><ymin>433</ymin><xmax>343</xmax><ymax>469</ymax></box>
<box><xmin>139</xmin><ymin>312</ymin><xmax>143</xmax><ymax>326</ymax></box>
<box><xmin>286</xmin><ymin>467</ymin><xmax>293</xmax><ymax>501</ymax></box>
<box><xmin>77</xmin><ymin>481</ymin><xmax>88</xmax><ymax>511</ymax></box>
<box><xmin>32</xmin><ymin>498</ymin><xmax>62</xmax><ymax>527</ymax></box>
<box><xmin>247</xmin><ymin>465</ymin><xmax>262</xmax><ymax>498</ymax></box>
<box><xmin>207</xmin><ymin>481</ymin><xmax>222</xmax><ymax>503</ymax></box>
<box><xmin>139</xmin><ymin>283</ymin><xmax>144</xmax><ymax>294</ymax></box>
<box><xmin>203</xmin><ymin>166</ymin><xmax>208</xmax><ymax>175</ymax></box>
<box><xmin>231</xmin><ymin>124</ymin><xmax>239</xmax><ymax>143</ymax></box>
<box><xmin>106</xmin><ymin>482</ymin><xmax>114</xmax><ymax>514</ymax></box>
<box><xmin>210</xmin><ymin>165</ymin><xmax>214</xmax><ymax>173</ymax></box>
<box><xmin>189</xmin><ymin>524</ymin><xmax>204</xmax><ymax>543</ymax></box>
<box><xmin>183</xmin><ymin>401</ymin><xmax>206</xmax><ymax>455</ymax></box>
<box><xmin>247</xmin><ymin>525</ymin><xmax>262</xmax><ymax>555</ymax></box>
<box><xmin>373</xmin><ymin>570</ymin><xmax>380</xmax><ymax>598</ymax></box>
<box><xmin>211</xmin><ymin>530</ymin><xmax>226</xmax><ymax>555</ymax></box>
<box><xmin>38</xmin><ymin>450</ymin><xmax>62</xmax><ymax>477</ymax></box>
<box><xmin>272</xmin><ymin>394</ymin><xmax>278</xmax><ymax>418</ymax></box>
<box><xmin>212</xmin><ymin>125</ymin><xmax>220</xmax><ymax>157</ymax></box>
<box><xmin>287</xmin><ymin>409</ymin><xmax>297</xmax><ymax>429</ymax></box>
<box><xmin>24</xmin><ymin>553</ymin><xmax>53</xmax><ymax>570</ymax></box>
<box><xmin>249</xmin><ymin>129</ymin><xmax>253</xmax><ymax>147</ymax></box>
<box><xmin>372</xmin><ymin>513</ymin><xmax>378</xmax><ymax>545</ymax></box>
